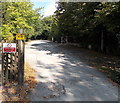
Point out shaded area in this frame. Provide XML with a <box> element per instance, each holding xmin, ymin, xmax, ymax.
<box><xmin>61</xmin><ymin>45</ymin><xmax>120</xmax><ymax>85</ymax></box>
<box><xmin>26</xmin><ymin>40</ymin><xmax>118</xmax><ymax>101</ymax></box>
<box><xmin>31</xmin><ymin>41</ymin><xmax>120</xmax><ymax>84</ymax></box>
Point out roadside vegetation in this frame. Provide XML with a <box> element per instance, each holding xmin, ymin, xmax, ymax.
<box><xmin>51</xmin><ymin>2</ymin><xmax>120</xmax><ymax>55</ymax></box>
<box><xmin>1</xmin><ymin>1</ymin><xmax>120</xmax><ymax>84</ymax></box>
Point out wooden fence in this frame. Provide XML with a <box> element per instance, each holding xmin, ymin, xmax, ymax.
<box><xmin>1</xmin><ymin>40</ymin><xmax>24</xmax><ymax>85</ymax></box>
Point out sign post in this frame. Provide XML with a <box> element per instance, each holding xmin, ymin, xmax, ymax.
<box><xmin>17</xmin><ymin>29</ymin><xmax>25</xmax><ymax>86</ymax></box>
<box><xmin>16</xmin><ymin>34</ymin><xmax>25</xmax><ymax>40</ymax></box>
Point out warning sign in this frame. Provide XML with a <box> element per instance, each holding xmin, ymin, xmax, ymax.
<box><xmin>16</xmin><ymin>34</ymin><xmax>25</xmax><ymax>40</ymax></box>
<box><xmin>3</xmin><ymin>43</ymin><xmax>16</xmax><ymax>53</ymax></box>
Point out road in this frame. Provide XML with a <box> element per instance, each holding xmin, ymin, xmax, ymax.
<box><xmin>25</xmin><ymin>40</ymin><xmax>118</xmax><ymax>101</ymax></box>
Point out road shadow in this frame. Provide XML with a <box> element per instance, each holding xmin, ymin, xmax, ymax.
<box><xmin>31</xmin><ymin>41</ymin><xmax>120</xmax><ymax>72</ymax></box>
<box><xmin>27</xmin><ymin>41</ymin><xmax>118</xmax><ymax>101</ymax></box>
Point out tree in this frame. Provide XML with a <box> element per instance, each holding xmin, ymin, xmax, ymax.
<box><xmin>2</xmin><ymin>1</ymin><xmax>43</xmax><ymax>41</ymax></box>
<box><xmin>52</xmin><ymin>1</ymin><xmax>120</xmax><ymax>55</ymax></box>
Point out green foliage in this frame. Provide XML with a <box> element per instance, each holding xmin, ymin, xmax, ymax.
<box><xmin>2</xmin><ymin>24</ymin><xmax>14</xmax><ymax>41</ymax></box>
<box><xmin>50</xmin><ymin>17</ymin><xmax>59</xmax><ymax>40</ymax></box>
<box><xmin>51</xmin><ymin>2</ymin><xmax>120</xmax><ymax>54</ymax></box>
<box><xmin>110</xmin><ymin>71</ymin><xmax>120</xmax><ymax>84</ymax></box>
<box><xmin>2</xmin><ymin>2</ymin><xmax>42</xmax><ymax>41</ymax></box>
<box><xmin>34</xmin><ymin>16</ymin><xmax>53</xmax><ymax>40</ymax></box>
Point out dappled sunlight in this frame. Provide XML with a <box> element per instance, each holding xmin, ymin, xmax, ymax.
<box><xmin>25</xmin><ymin>40</ymin><xmax>118</xmax><ymax>101</ymax></box>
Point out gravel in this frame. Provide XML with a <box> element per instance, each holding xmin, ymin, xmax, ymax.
<box><xmin>25</xmin><ymin>40</ymin><xmax>118</xmax><ymax>101</ymax></box>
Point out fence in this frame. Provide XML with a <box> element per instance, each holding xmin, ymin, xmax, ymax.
<box><xmin>1</xmin><ymin>40</ymin><xmax>25</xmax><ymax>85</ymax></box>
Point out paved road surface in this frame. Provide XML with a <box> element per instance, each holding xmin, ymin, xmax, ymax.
<box><xmin>25</xmin><ymin>40</ymin><xmax>118</xmax><ymax>101</ymax></box>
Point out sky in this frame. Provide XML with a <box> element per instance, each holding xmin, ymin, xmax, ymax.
<box><xmin>30</xmin><ymin>0</ymin><xmax>57</xmax><ymax>17</ymax></box>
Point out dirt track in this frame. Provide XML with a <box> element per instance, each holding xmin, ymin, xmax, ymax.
<box><xmin>25</xmin><ymin>40</ymin><xmax>118</xmax><ymax>101</ymax></box>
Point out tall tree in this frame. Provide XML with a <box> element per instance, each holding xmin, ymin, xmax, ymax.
<box><xmin>51</xmin><ymin>1</ymin><xmax>120</xmax><ymax>54</ymax></box>
<box><xmin>2</xmin><ymin>1</ymin><xmax>42</xmax><ymax>41</ymax></box>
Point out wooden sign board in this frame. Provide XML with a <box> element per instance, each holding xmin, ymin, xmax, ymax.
<box><xmin>16</xmin><ymin>34</ymin><xmax>25</xmax><ymax>40</ymax></box>
<box><xmin>3</xmin><ymin>43</ymin><xmax>16</xmax><ymax>53</ymax></box>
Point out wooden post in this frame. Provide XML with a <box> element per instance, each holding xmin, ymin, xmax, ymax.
<box><xmin>61</xmin><ymin>36</ymin><xmax>63</xmax><ymax>44</ymax></box>
<box><xmin>65</xmin><ymin>36</ymin><xmax>68</xmax><ymax>43</ymax></box>
<box><xmin>52</xmin><ymin>37</ymin><xmax>54</xmax><ymax>42</ymax></box>
<box><xmin>18</xmin><ymin>29</ymin><xmax>25</xmax><ymax>85</ymax></box>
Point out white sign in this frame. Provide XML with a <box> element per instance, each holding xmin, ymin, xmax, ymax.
<box><xmin>3</xmin><ymin>43</ymin><xmax>16</xmax><ymax>53</ymax></box>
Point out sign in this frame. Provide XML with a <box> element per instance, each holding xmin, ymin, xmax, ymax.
<box><xmin>16</xmin><ymin>34</ymin><xmax>25</xmax><ymax>40</ymax></box>
<box><xmin>3</xmin><ymin>43</ymin><xmax>16</xmax><ymax>53</ymax></box>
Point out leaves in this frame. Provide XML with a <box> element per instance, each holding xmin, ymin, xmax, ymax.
<box><xmin>1</xmin><ymin>63</ymin><xmax>37</xmax><ymax>101</ymax></box>
<box><xmin>51</xmin><ymin>2</ymin><xmax>120</xmax><ymax>54</ymax></box>
<box><xmin>2</xmin><ymin>2</ymin><xmax>43</xmax><ymax>41</ymax></box>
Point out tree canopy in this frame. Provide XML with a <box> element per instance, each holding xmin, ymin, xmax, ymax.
<box><xmin>1</xmin><ymin>1</ymin><xmax>120</xmax><ymax>55</ymax></box>
<box><xmin>50</xmin><ymin>2</ymin><xmax>120</xmax><ymax>55</ymax></box>
<box><xmin>1</xmin><ymin>1</ymin><xmax>42</xmax><ymax>41</ymax></box>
